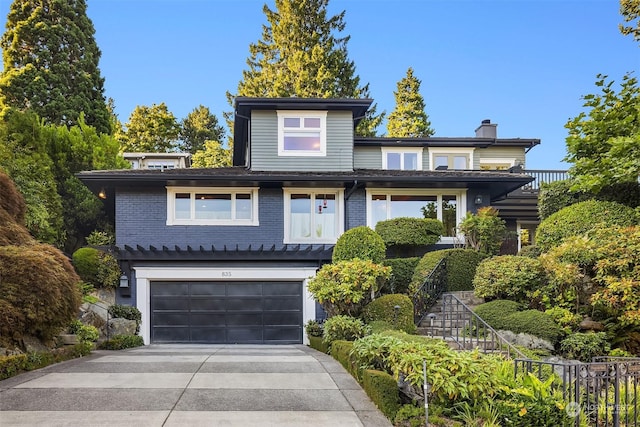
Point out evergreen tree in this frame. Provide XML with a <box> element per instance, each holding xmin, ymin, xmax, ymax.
<box><xmin>119</xmin><ymin>103</ymin><xmax>181</xmax><ymax>153</ymax></box>
<box><xmin>180</xmin><ymin>105</ymin><xmax>225</xmax><ymax>153</ymax></box>
<box><xmin>227</xmin><ymin>0</ymin><xmax>383</xmax><ymax>136</ymax></box>
<box><xmin>0</xmin><ymin>0</ymin><xmax>111</xmax><ymax>134</ymax></box>
<box><xmin>386</xmin><ymin>67</ymin><xmax>434</xmax><ymax>138</ymax></box>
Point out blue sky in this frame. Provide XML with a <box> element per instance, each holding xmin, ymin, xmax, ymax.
<box><xmin>0</xmin><ymin>0</ymin><xmax>638</xmax><ymax>169</ymax></box>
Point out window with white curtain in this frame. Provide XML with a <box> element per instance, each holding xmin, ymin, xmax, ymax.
<box><xmin>284</xmin><ymin>189</ymin><xmax>343</xmax><ymax>243</ymax></box>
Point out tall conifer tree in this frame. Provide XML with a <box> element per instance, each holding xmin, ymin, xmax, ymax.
<box><xmin>386</xmin><ymin>67</ymin><xmax>434</xmax><ymax>138</ymax></box>
<box><xmin>0</xmin><ymin>0</ymin><xmax>111</xmax><ymax>134</ymax></box>
<box><xmin>228</xmin><ymin>0</ymin><xmax>383</xmax><ymax>136</ymax></box>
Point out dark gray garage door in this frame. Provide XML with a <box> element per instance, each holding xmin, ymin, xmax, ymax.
<box><xmin>150</xmin><ymin>281</ymin><xmax>303</xmax><ymax>344</ymax></box>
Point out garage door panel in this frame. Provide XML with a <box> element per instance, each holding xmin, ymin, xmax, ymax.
<box><xmin>190</xmin><ymin>298</ymin><xmax>226</xmax><ymax>311</ymax></box>
<box><xmin>263</xmin><ymin>282</ymin><xmax>301</xmax><ymax>296</ymax></box>
<box><xmin>153</xmin><ymin>312</ymin><xmax>190</xmax><ymax>326</ymax></box>
<box><xmin>263</xmin><ymin>297</ymin><xmax>301</xmax><ymax>310</ymax></box>
<box><xmin>151</xmin><ymin>281</ymin><xmax>302</xmax><ymax>344</ymax></box>
<box><xmin>191</xmin><ymin>313</ymin><xmax>226</xmax><ymax>326</ymax></box>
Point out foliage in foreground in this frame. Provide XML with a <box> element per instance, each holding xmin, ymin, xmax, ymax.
<box><xmin>0</xmin><ymin>343</ymin><xmax>92</xmax><ymax>381</ymax></box>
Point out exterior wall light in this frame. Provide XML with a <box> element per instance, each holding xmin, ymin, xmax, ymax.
<box><xmin>119</xmin><ymin>274</ymin><xmax>129</xmax><ymax>288</ymax></box>
<box><xmin>474</xmin><ymin>195</ymin><xmax>483</xmax><ymax>205</ymax></box>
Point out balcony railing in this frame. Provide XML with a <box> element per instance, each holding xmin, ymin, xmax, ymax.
<box><xmin>520</xmin><ymin>169</ymin><xmax>569</xmax><ymax>191</ymax></box>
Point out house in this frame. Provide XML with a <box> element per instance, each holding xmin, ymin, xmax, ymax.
<box><xmin>78</xmin><ymin>97</ymin><xmax>539</xmax><ymax>345</ymax></box>
<box><xmin>123</xmin><ymin>152</ymin><xmax>191</xmax><ymax>169</ymax></box>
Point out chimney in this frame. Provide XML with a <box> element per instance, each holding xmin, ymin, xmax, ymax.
<box><xmin>475</xmin><ymin>119</ymin><xmax>497</xmax><ymax>138</ymax></box>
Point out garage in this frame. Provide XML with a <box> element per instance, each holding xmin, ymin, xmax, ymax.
<box><xmin>150</xmin><ymin>281</ymin><xmax>303</xmax><ymax>344</ymax></box>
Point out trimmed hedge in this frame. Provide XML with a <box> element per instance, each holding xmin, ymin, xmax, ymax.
<box><xmin>375</xmin><ymin>217</ymin><xmax>443</xmax><ymax>247</ymax></box>
<box><xmin>409</xmin><ymin>249</ymin><xmax>488</xmax><ymax>294</ymax></box>
<box><xmin>535</xmin><ymin>200</ymin><xmax>638</xmax><ymax>252</ymax></box>
<box><xmin>362</xmin><ymin>369</ymin><xmax>401</xmax><ymax>419</ymax></box>
<box><xmin>383</xmin><ymin>257</ymin><xmax>419</xmax><ymax>294</ymax></box>
<box><xmin>473</xmin><ymin>255</ymin><xmax>546</xmax><ymax>302</ymax></box>
<box><xmin>308</xmin><ymin>335</ymin><xmax>330</xmax><ymax>353</ymax></box>
<box><xmin>330</xmin><ymin>340</ymin><xmax>359</xmax><ymax>378</ymax></box>
<box><xmin>504</xmin><ymin>310</ymin><xmax>564</xmax><ymax>344</ymax></box>
<box><xmin>409</xmin><ymin>249</ymin><xmax>448</xmax><ymax>294</ymax></box>
<box><xmin>332</xmin><ymin>226</ymin><xmax>386</xmax><ymax>263</ymax></box>
<box><xmin>363</xmin><ymin>294</ymin><xmax>415</xmax><ymax>334</ymax></box>
<box><xmin>97</xmin><ymin>335</ymin><xmax>144</xmax><ymax>350</ymax></box>
<box><xmin>474</xmin><ymin>300</ymin><xmax>523</xmax><ymax>330</ymax></box>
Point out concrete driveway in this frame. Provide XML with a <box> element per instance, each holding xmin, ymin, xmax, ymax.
<box><xmin>0</xmin><ymin>344</ymin><xmax>392</xmax><ymax>427</ymax></box>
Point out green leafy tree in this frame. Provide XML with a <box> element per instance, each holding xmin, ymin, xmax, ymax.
<box><xmin>386</xmin><ymin>67</ymin><xmax>434</xmax><ymax>137</ymax></box>
<box><xmin>458</xmin><ymin>206</ymin><xmax>507</xmax><ymax>255</ymax></box>
<box><xmin>227</xmin><ymin>0</ymin><xmax>383</xmax><ymax>136</ymax></box>
<box><xmin>564</xmin><ymin>73</ymin><xmax>640</xmax><ymax>192</ymax></box>
<box><xmin>119</xmin><ymin>103</ymin><xmax>181</xmax><ymax>153</ymax></box>
<box><xmin>191</xmin><ymin>140</ymin><xmax>232</xmax><ymax>168</ymax></box>
<box><xmin>620</xmin><ymin>0</ymin><xmax>640</xmax><ymax>43</ymax></box>
<box><xmin>180</xmin><ymin>105</ymin><xmax>225</xmax><ymax>154</ymax></box>
<box><xmin>0</xmin><ymin>0</ymin><xmax>111</xmax><ymax>134</ymax></box>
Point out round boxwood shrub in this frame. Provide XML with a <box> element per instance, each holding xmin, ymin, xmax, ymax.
<box><xmin>72</xmin><ymin>247</ymin><xmax>121</xmax><ymax>288</ymax></box>
<box><xmin>473</xmin><ymin>300</ymin><xmax>523</xmax><ymax>330</ymax></box>
<box><xmin>473</xmin><ymin>255</ymin><xmax>546</xmax><ymax>302</ymax></box>
<box><xmin>332</xmin><ymin>226</ymin><xmax>386</xmax><ymax>263</ymax></box>
<box><xmin>383</xmin><ymin>257</ymin><xmax>420</xmax><ymax>294</ymax></box>
<box><xmin>375</xmin><ymin>217</ymin><xmax>443</xmax><ymax>247</ymax></box>
<box><xmin>535</xmin><ymin>200</ymin><xmax>638</xmax><ymax>252</ymax></box>
<box><xmin>363</xmin><ymin>294</ymin><xmax>415</xmax><ymax>334</ymax></box>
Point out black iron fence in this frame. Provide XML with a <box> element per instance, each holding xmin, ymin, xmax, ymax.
<box><xmin>521</xmin><ymin>169</ymin><xmax>570</xmax><ymax>191</ymax></box>
<box><xmin>411</xmin><ymin>258</ymin><xmax>447</xmax><ymax>325</ymax></box>
<box><xmin>515</xmin><ymin>357</ymin><xmax>640</xmax><ymax>426</ymax></box>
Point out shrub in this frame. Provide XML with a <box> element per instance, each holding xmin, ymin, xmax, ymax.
<box><xmin>504</xmin><ymin>310</ymin><xmax>564</xmax><ymax>344</ymax></box>
<box><xmin>308</xmin><ymin>259</ymin><xmax>391</xmax><ymax>317</ymax></box>
<box><xmin>383</xmin><ymin>257</ymin><xmax>419</xmax><ymax>294</ymax></box>
<box><xmin>517</xmin><ymin>245</ymin><xmax>541</xmax><ymax>258</ymax></box>
<box><xmin>362</xmin><ymin>369</ymin><xmax>401</xmax><ymax>419</ymax></box>
<box><xmin>538</xmin><ymin>180</ymin><xmax>591</xmax><ymax>220</ymax></box>
<box><xmin>535</xmin><ymin>200</ymin><xmax>638</xmax><ymax>252</ymax></box>
<box><xmin>329</xmin><ymin>340</ymin><xmax>359</xmax><ymax>378</ymax></box>
<box><xmin>362</xmin><ymin>294</ymin><xmax>415</xmax><ymax>334</ymax></box>
<box><xmin>322</xmin><ymin>315</ymin><xmax>369</xmax><ymax>348</ymax></box>
<box><xmin>0</xmin><ymin>244</ymin><xmax>82</xmax><ymax>343</ymax></box>
<box><xmin>458</xmin><ymin>207</ymin><xmax>506</xmax><ymax>255</ymax></box>
<box><xmin>445</xmin><ymin>249</ymin><xmax>490</xmax><ymax>292</ymax></box>
<box><xmin>474</xmin><ymin>300</ymin><xmax>523</xmax><ymax>330</ymax></box>
<box><xmin>98</xmin><ymin>334</ymin><xmax>144</xmax><ymax>350</ymax></box>
<box><xmin>367</xmin><ymin>320</ymin><xmax>395</xmax><ymax>334</ymax></box>
<box><xmin>332</xmin><ymin>226</ymin><xmax>386</xmax><ymax>263</ymax></box>
<box><xmin>544</xmin><ymin>307</ymin><xmax>581</xmax><ymax>333</ymax></box>
<box><xmin>308</xmin><ymin>335</ymin><xmax>329</xmax><ymax>354</ymax></box>
<box><xmin>375</xmin><ymin>217</ymin><xmax>443</xmax><ymax>247</ymax></box>
<box><xmin>304</xmin><ymin>320</ymin><xmax>323</xmax><ymax>337</ymax></box>
<box><xmin>72</xmin><ymin>247</ymin><xmax>121</xmax><ymax>288</ymax></box>
<box><xmin>85</xmin><ymin>230</ymin><xmax>115</xmax><ymax>246</ymax></box>
<box><xmin>0</xmin><ymin>343</ymin><xmax>92</xmax><ymax>381</ymax></box>
<box><xmin>409</xmin><ymin>249</ymin><xmax>448</xmax><ymax>294</ymax></box>
<box><xmin>108</xmin><ymin>304</ymin><xmax>142</xmax><ymax>333</ymax></box>
<box><xmin>473</xmin><ymin>255</ymin><xmax>546</xmax><ymax>302</ymax></box>
<box><xmin>68</xmin><ymin>319</ymin><xmax>99</xmax><ymax>343</ymax></box>
<box><xmin>560</xmin><ymin>332</ymin><xmax>610</xmax><ymax>362</ymax></box>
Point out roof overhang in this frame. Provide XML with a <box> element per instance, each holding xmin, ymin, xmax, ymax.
<box><xmin>77</xmin><ymin>167</ymin><xmax>534</xmax><ymax>202</ymax></box>
<box><xmin>354</xmin><ymin>137</ymin><xmax>541</xmax><ymax>149</ymax></box>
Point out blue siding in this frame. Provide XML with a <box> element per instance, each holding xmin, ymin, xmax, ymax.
<box><xmin>345</xmin><ymin>189</ymin><xmax>366</xmax><ymax>230</ymax></box>
<box><xmin>116</xmin><ymin>188</ymin><xmax>285</xmax><ymax>248</ymax></box>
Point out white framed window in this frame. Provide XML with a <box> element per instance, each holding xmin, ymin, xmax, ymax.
<box><xmin>429</xmin><ymin>148</ymin><xmax>474</xmax><ymax>170</ymax></box>
<box><xmin>284</xmin><ymin>188</ymin><xmax>344</xmax><ymax>243</ymax></box>
<box><xmin>366</xmin><ymin>188</ymin><xmax>467</xmax><ymax>242</ymax></box>
<box><xmin>277</xmin><ymin>111</ymin><xmax>327</xmax><ymax>156</ymax></box>
<box><xmin>479</xmin><ymin>158</ymin><xmax>517</xmax><ymax>171</ymax></box>
<box><xmin>382</xmin><ymin>147</ymin><xmax>423</xmax><ymax>170</ymax></box>
<box><xmin>166</xmin><ymin>187</ymin><xmax>259</xmax><ymax>226</ymax></box>
<box><xmin>147</xmin><ymin>161</ymin><xmax>176</xmax><ymax>170</ymax></box>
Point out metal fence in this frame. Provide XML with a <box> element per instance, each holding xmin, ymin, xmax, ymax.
<box><xmin>515</xmin><ymin>357</ymin><xmax>640</xmax><ymax>427</ymax></box>
<box><xmin>411</xmin><ymin>258</ymin><xmax>447</xmax><ymax>325</ymax></box>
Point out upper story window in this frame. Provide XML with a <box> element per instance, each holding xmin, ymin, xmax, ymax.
<box><xmin>382</xmin><ymin>148</ymin><xmax>422</xmax><ymax>170</ymax></box>
<box><xmin>278</xmin><ymin>111</ymin><xmax>327</xmax><ymax>156</ymax></box>
<box><xmin>166</xmin><ymin>187</ymin><xmax>259</xmax><ymax>226</ymax></box>
<box><xmin>284</xmin><ymin>188</ymin><xmax>344</xmax><ymax>244</ymax></box>
<box><xmin>429</xmin><ymin>148</ymin><xmax>474</xmax><ymax>170</ymax></box>
<box><xmin>147</xmin><ymin>161</ymin><xmax>176</xmax><ymax>170</ymax></box>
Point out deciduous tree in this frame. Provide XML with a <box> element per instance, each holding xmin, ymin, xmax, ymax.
<box><xmin>564</xmin><ymin>73</ymin><xmax>640</xmax><ymax>192</ymax></box>
<box><xmin>227</xmin><ymin>0</ymin><xmax>383</xmax><ymax>136</ymax></box>
<box><xmin>191</xmin><ymin>141</ymin><xmax>232</xmax><ymax>168</ymax></box>
<box><xmin>620</xmin><ymin>0</ymin><xmax>640</xmax><ymax>43</ymax></box>
<box><xmin>0</xmin><ymin>0</ymin><xmax>111</xmax><ymax>134</ymax></box>
<box><xmin>386</xmin><ymin>67</ymin><xmax>434</xmax><ymax>137</ymax></box>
